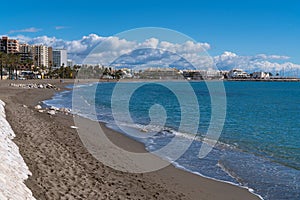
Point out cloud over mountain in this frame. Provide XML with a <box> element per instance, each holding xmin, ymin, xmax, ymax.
<box><xmin>13</xmin><ymin>34</ymin><xmax>300</xmax><ymax>75</ymax></box>
<box><xmin>214</xmin><ymin>51</ymin><xmax>300</xmax><ymax>74</ymax></box>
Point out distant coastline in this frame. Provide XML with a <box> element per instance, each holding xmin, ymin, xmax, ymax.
<box><xmin>225</xmin><ymin>78</ymin><xmax>300</xmax><ymax>82</ymax></box>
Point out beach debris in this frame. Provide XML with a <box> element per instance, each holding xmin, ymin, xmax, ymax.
<box><xmin>50</xmin><ymin>106</ymin><xmax>59</xmax><ymax>111</ymax></box>
<box><xmin>70</xmin><ymin>126</ymin><xmax>78</xmax><ymax>129</ymax></box>
<box><xmin>38</xmin><ymin>106</ymin><xmax>71</xmax><ymax>116</ymax></box>
<box><xmin>34</xmin><ymin>105</ymin><xmax>42</xmax><ymax>110</ymax></box>
<box><xmin>59</xmin><ymin>108</ymin><xmax>71</xmax><ymax>114</ymax></box>
<box><xmin>47</xmin><ymin>110</ymin><xmax>56</xmax><ymax>115</ymax></box>
<box><xmin>22</xmin><ymin>105</ymin><xmax>28</xmax><ymax>108</ymax></box>
<box><xmin>46</xmin><ymin>84</ymin><xmax>55</xmax><ymax>89</ymax></box>
<box><xmin>9</xmin><ymin>83</ymin><xmax>58</xmax><ymax>90</ymax></box>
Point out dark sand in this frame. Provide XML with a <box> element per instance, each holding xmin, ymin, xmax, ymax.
<box><xmin>0</xmin><ymin>79</ymin><xmax>260</xmax><ymax>200</ymax></box>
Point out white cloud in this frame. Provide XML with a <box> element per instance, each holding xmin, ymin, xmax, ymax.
<box><xmin>10</xmin><ymin>33</ymin><xmax>300</xmax><ymax>74</ymax></box>
<box><xmin>9</xmin><ymin>27</ymin><xmax>42</xmax><ymax>34</ymax></box>
<box><xmin>158</xmin><ymin>40</ymin><xmax>210</xmax><ymax>54</ymax></box>
<box><xmin>254</xmin><ymin>54</ymin><xmax>290</xmax><ymax>60</ymax></box>
<box><xmin>55</xmin><ymin>26</ymin><xmax>70</xmax><ymax>30</ymax></box>
<box><xmin>140</xmin><ymin>38</ymin><xmax>159</xmax><ymax>49</ymax></box>
<box><xmin>214</xmin><ymin>51</ymin><xmax>300</xmax><ymax>74</ymax></box>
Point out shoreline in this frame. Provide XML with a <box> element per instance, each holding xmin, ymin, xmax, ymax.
<box><xmin>78</xmin><ymin>113</ymin><xmax>264</xmax><ymax>200</ymax></box>
<box><xmin>0</xmin><ymin>79</ymin><xmax>260</xmax><ymax>200</ymax></box>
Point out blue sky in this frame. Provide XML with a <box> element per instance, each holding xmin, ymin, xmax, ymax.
<box><xmin>1</xmin><ymin>0</ymin><xmax>300</xmax><ymax>70</ymax></box>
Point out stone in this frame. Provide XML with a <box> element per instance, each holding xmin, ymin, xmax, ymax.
<box><xmin>34</xmin><ymin>105</ymin><xmax>42</xmax><ymax>110</ymax></box>
<box><xmin>50</xmin><ymin>106</ymin><xmax>59</xmax><ymax>111</ymax></box>
<box><xmin>59</xmin><ymin>108</ymin><xmax>70</xmax><ymax>113</ymax></box>
<box><xmin>47</xmin><ymin>110</ymin><xmax>56</xmax><ymax>115</ymax></box>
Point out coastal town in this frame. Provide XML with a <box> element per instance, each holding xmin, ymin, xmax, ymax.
<box><xmin>1</xmin><ymin>36</ymin><xmax>299</xmax><ymax>81</ymax></box>
<box><xmin>2</xmin><ymin>0</ymin><xmax>300</xmax><ymax>199</ymax></box>
<box><xmin>0</xmin><ymin>36</ymin><xmax>74</xmax><ymax>80</ymax></box>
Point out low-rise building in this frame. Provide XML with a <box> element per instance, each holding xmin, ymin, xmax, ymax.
<box><xmin>139</xmin><ymin>67</ymin><xmax>183</xmax><ymax>79</ymax></box>
<box><xmin>67</xmin><ymin>59</ymin><xmax>73</xmax><ymax>67</ymax></box>
<box><xmin>228</xmin><ymin>69</ymin><xmax>249</xmax><ymax>79</ymax></box>
<box><xmin>252</xmin><ymin>71</ymin><xmax>271</xmax><ymax>79</ymax></box>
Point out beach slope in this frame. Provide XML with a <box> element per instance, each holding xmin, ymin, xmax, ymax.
<box><xmin>0</xmin><ymin>80</ymin><xmax>260</xmax><ymax>200</ymax></box>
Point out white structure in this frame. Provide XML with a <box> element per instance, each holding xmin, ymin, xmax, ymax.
<box><xmin>31</xmin><ymin>45</ymin><xmax>49</xmax><ymax>68</ymax></box>
<box><xmin>67</xmin><ymin>59</ymin><xmax>73</xmax><ymax>67</ymax></box>
<box><xmin>252</xmin><ymin>72</ymin><xmax>271</xmax><ymax>79</ymax></box>
<box><xmin>0</xmin><ymin>100</ymin><xmax>36</xmax><ymax>200</ymax></box>
<box><xmin>52</xmin><ymin>49</ymin><xmax>67</xmax><ymax>69</ymax></box>
<box><xmin>228</xmin><ymin>69</ymin><xmax>249</xmax><ymax>78</ymax></box>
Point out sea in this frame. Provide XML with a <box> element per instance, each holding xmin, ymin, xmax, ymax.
<box><xmin>43</xmin><ymin>81</ymin><xmax>300</xmax><ymax>200</ymax></box>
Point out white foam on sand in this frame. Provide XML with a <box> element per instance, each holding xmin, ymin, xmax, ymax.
<box><xmin>0</xmin><ymin>100</ymin><xmax>36</xmax><ymax>200</ymax></box>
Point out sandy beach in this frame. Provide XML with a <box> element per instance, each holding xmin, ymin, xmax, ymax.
<box><xmin>0</xmin><ymin>79</ymin><xmax>260</xmax><ymax>200</ymax></box>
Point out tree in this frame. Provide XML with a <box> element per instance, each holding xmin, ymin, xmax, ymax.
<box><xmin>48</xmin><ymin>60</ymin><xmax>53</xmax><ymax>79</ymax></box>
<box><xmin>6</xmin><ymin>53</ymin><xmax>14</xmax><ymax>79</ymax></box>
<box><xmin>25</xmin><ymin>58</ymin><xmax>33</xmax><ymax>70</ymax></box>
<box><xmin>13</xmin><ymin>54</ymin><xmax>21</xmax><ymax>79</ymax></box>
<box><xmin>115</xmin><ymin>69</ymin><xmax>124</xmax><ymax>79</ymax></box>
<box><xmin>0</xmin><ymin>52</ymin><xmax>7</xmax><ymax>80</ymax></box>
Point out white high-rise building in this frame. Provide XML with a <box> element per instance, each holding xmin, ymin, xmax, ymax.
<box><xmin>31</xmin><ymin>45</ymin><xmax>49</xmax><ymax>68</ymax></box>
<box><xmin>52</xmin><ymin>49</ymin><xmax>67</xmax><ymax>69</ymax></box>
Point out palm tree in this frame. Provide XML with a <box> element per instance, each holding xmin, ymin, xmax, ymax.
<box><xmin>14</xmin><ymin>54</ymin><xmax>21</xmax><ymax>79</ymax></box>
<box><xmin>0</xmin><ymin>52</ymin><xmax>6</xmax><ymax>80</ymax></box>
<box><xmin>4</xmin><ymin>53</ymin><xmax>20</xmax><ymax>80</ymax></box>
<box><xmin>48</xmin><ymin>60</ymin><xmax>53</xmax><ymax>79</ymax></box>
<box><xmin>25</xmin><ymin>58</ymin><xmax>33</xmax><ymax>71</ymax></box>
<box><xmin>5</xmin><ymin>53</ymin><xmax>13</xmax><ymax>79</ymax></box>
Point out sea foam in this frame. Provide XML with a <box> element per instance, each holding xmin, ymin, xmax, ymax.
<box><xmin>0</xmin><ymin>100</ymin><xmax>36</xmax><ymax>200</ymax></box>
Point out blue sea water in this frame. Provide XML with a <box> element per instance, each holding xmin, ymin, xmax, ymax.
<box><xmin>44</xmin><ymin>81</ymin><xmax>300</xmax><ymax>200</ymax></box>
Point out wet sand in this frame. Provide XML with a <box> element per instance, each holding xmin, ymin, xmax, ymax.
<box><xmin>0</xmin><ymin>79</ymin><xmax>260</xmax><ymax>200</ymax></box>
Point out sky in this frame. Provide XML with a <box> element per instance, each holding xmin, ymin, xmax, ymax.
<box><xmin>1</xmin><ymin>0</ymin><xmax>300</xmax><ymax>73</ymax></box>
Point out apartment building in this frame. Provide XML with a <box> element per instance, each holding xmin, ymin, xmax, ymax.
<box><xmin>0</xmin><ymin>36</ymin><xmax>19</xmax><ymax>53</ymax></box>
<box><xmin>31</xmin><ymin>45</ymin><xmax>49</xmax><ymax>68</ymax></box>
<box><xmin>18</xmin><ymin>43</ymin><xmax>33</xmax><ymax>64</ymax></box>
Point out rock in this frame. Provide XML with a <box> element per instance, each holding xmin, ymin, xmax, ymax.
<box><xmin>38</xmin><ymin>110</ymin><xmax>44</xmax><ymax>113</ymax></box>
<box><xmin>10</xmin><ymin>83</ymin><xmax>57</xmax><ymax>90</ymax></box>
<box><xmin>34</xmin><ymin>105</ymin><xmax>42</xmax><ymax>110</ymax></box>
<box><xmin>47</xmin><ymin>110</ymin><xmax>56</xmax><ymax>115</ymax></box>
<box><xmin>50</xmin><ymin>106</ymin><xmax>59</xmax><ymax>111</ymax></box>
<box><xmin>59</xmin><ymin>108</ymin><xmax>70</xmax><ymax>113</ymax></box>
<box><xmin>46</xmin><ymin>84</ymin><xmax>53</xmax><ymax>88</ymax></box>
<box><xmin>140</xmin><ymin>128</ymin><xmax>148</xmax><ymax>132</ymax></box>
